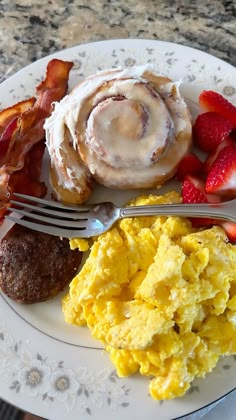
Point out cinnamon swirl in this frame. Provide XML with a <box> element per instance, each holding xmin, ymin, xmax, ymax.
<box><xmin>45</xmin><ymin>66</ymin><xmax>192</xmax><ymax>203</ymax></box>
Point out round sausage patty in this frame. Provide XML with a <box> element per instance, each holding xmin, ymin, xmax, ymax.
<box><xmin>0</xmin><ymin>223</ymin><xmax>83</xmax><ymax>303</ymax></box>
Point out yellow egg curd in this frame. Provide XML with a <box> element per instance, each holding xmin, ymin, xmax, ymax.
<box><xmin>62</xmin><ymin>191</ymin><xmax>236</xmax><ymax>400</ymax></box>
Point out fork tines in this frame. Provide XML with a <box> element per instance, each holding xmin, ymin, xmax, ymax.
<box><xmin>5</xmin><ymin>193</ymin><xmax>91</xmax><ymax>238</ymax></box>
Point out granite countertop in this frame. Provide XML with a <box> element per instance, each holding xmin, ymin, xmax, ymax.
<box><xmin>0</xmin><ymin>0</ymin><xmax>235</xmax><ymax>82</ymax></box>
<box><xmin>0</xmin><ymin>1</ymin><xmax>236</xmax><ymax>420</ymax></box>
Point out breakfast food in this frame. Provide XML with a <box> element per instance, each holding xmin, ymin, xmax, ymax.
<box><xmin>2</xmin><ymin>57</ymin><xmax>236</xmax><ymax>404</ymax></box>
<box><xmin>0</xmin><ymin>58</ymin><xmax>73</xmax><ymax>223</ymax></box>
<box><xmin>45</xmin><ymin>66</ymin><xmax>192</xmax><ymax>204</ymax></box>
<box><xmin>193</xmin><ymin>112</ymin><xmax>234</xmax><ymax>152</ymax></box>
<box><xmin>199</xmin><ymin>89</ymin><xmax>236</xmax><ymax>125</ymax></box>
<box><xmin>0</xmin><ymin>223</ymin><xmax>82</xmax><ymax>303</ymax></box>
<box><xmin>176</xmin><ymin>153</ymin><xmax>203</xmax><ymax>180</ymax></box>
<box><xmin>62</xmin><ymin>191</ymin><xmax>236</xmax><ymax>400</ymax></box>
<box><xmin>180</xmin><ymin>90</ymin><xmax>236</xmax><ymax>240</ymax></box>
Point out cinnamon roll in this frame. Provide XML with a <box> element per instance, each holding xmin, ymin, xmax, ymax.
<box><xmin>45</xmin><ymin>66</ymin><xmax>192</xmax><ymax>203</ymax></box>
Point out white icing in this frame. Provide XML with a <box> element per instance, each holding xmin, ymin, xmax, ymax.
<box><xmin>44</xmin><ymin>66</ymin><xmax>192</xmax><ymax>194</ymax></box>
<box><xmin>85</xmin><ymin>80</ymin><xmax>173</xmax><ymax>168</ymax></box>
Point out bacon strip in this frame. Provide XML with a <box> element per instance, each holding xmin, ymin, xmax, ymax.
<box><xmin>0</xmin><ymin>118</ymin><xmax>18</xmax><ymax>161</ymax></box>
<box><xmin>0</xmin><ymin>98</ymin><xmax>36</xmax><ymax>136</ymax></box>
<box><xmin>9</xmin><ymin>141</ymin><xmax>47</xmax><ymax>198</ymax></box>
<box><xmin>0</xmin><ymin>59</ymin><xmax>74</xmax><ymax>222</ymax></box>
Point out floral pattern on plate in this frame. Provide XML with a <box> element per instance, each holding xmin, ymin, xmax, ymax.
<box><xmin>0</xmin><ymin>321</ymin><xmax>130</xmax><ymax>414</ymax></box>
<box><xmin>0</xmin><ymin>39</ymin><xmax>236</xmax><ymax>420</ymax></box>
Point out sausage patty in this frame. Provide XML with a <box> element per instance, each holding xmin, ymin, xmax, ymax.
<box><xmin>0</xmin><ymin>223</ymin><xmax>83</xmax><ymax>303</ymax></box>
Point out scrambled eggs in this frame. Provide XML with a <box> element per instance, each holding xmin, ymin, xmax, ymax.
<box><xmin>62</xmin><ymin>191</ymin><xmax>236</xmax><ymax>400</ymax></box>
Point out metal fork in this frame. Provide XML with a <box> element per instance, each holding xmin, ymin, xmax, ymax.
<box><xmin>5</xmin><ymin>193</ymin><xmax>236</xmax><ymax>239</ymax></box>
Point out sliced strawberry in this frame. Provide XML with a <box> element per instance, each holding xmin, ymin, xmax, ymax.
<box><xmin>193</xmin><ymin>112</ymin><xmax>233</xmax><ymax>153</ymax></box>
<box><xmin>206</xmin><ymin>145</ymin><xmax>236</xmax><ymax>196</ymax></box>
<box><xmin>182</xmin><ymin>175</ymin><xmax>220</xmax><ymax>226</ymax></box>
<box><xmin>220</xmin><ymin>221</ymin><xmax>236</xmax><ymax>242</ymax></box>
<box><xmin>176</xmin><ymin>153</ymin><xmax>203</xmax><ymax>180</ymax></box>
<box><xmin>182</xmin><ymin>175</ymin><xmax>208</xmax><ymax>204</ymax></box>
<box><xmin>204</xmin><ymin>136</ymin><xmax>234</xmax><ymax>173</ymax></box>
<box><xmin>199</xmin><ymin>90</ymin><xmax>236</xmax><ymax>127</ymax></box>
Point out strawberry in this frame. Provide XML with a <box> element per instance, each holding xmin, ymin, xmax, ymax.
<box><xmin>206</xmin><ymin>145</ymin><xmax>236</xmax><ymax>196</ymax></box>
<box><xmin>220</xmin><ymin>221</ymin><xmax>236</xmax><ymax>242</ymax></box>
<box><xmin>193</xmin><ymin>112</ymin><xmax>233</xmax><ymax>152</ymax></box>
<box><xmin>199</xmin><ymin>90</ymin><xmax>236</xmax><ymax>127</ymax></box>
<box><xmin>182</xmin><ymin>175</ymin><xmax>208</xmax><ymax>204</ymax></box>
<box><xmin>176</xmin><ymin>153</ymin><xmax>203</xmax><ymax>180</ymax></box>
<box><xmin>182</xmin><ymin>175</ymin><xmax>220</xmax><ymax>226</ymax></box>
<box><xmin>204</xmin><ymin>136</ymin><xmax>234</xmax><ymax>173</ymax></box>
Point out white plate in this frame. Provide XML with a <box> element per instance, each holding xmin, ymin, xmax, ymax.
<box><xmin>0</xmin><ymin>39</ymin><xmax>236</xmax><ymax>420</ymax></box>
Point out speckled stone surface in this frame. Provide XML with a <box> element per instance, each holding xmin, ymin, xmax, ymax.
<box><xmin>0</xmin><ymin>0</ymin><xmax>235</xmax><ymax>83</ymax></box>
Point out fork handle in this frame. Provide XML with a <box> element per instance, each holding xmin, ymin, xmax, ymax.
<box><xmin>120</xmin><ymin>201</ymin><xmax>236</xmax><ymax>223</ymax></box>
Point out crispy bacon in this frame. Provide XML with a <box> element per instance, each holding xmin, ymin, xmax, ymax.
<box><xmin>0</xmin><ymin>59</ymin><xmax>73</xmax><ymax>223</ymax></box>
<box><xmin>0</xmin><ymin>98</ymin><xmax>36</xmax><ymax>136</ymax></box>
<box><xmin>9</xmin><ymin>141</ymin><xmax>47</xmax><ymax>198</ymax></box>
<box><xmin>0</xmin><ymin>117</ymin><xmax>18</xmax><ymax>161</ymax></box>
